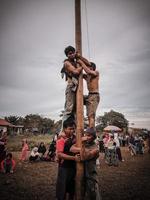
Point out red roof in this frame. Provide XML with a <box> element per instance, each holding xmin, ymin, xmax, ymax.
<box><xmin>0</xmin><ymin>119</ymin><xmax>14</xmax><ymax>127</ymax></box>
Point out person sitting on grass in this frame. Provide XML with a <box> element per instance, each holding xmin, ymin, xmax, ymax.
<box><xmin>47</xmin><ymin>139</ymin><xmax>56</xmax><ymax>161</ymax></box>
<box><xmin>38</xmin><ymin>142</ymin><xmax>47</xmax><ymax>160</ymax></box>
<box><xmin>1</xmin><ymin>152</ymin><xmax>16</xmax><ymax>174</ymax></box>
<box><xmin>44</xmin><ymin>139</ymin><xmax>56</xmax><ymax>162</ymax></box>
<box><xmin>29</xmin><ymin>147</ymin><xmax>40</xmax><ymax>162</ymax></box>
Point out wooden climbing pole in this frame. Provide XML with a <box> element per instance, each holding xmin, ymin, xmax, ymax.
<box><xmin>75</xmin><ymin>0</ymin><xmax>84</xmax><ymax>199</ymax></box>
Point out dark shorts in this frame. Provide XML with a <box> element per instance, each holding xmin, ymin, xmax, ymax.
<box><xmin>56</xmin><ymin>166</ymin><xmax>76</xmax><ymax>200</ymax></box>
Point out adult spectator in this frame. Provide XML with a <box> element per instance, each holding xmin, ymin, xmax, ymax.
<box><xmin>114</xmin><ymin>132</ymin><xmax>124</xmax><ymax>162</ymax></box>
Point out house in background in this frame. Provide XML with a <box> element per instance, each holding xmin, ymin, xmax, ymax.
<box><xmin>0</xmin><ymin>118</ymin><xmax>14</xmax><ymax>133</ymax></box>
<box><xmin>0</xmin><ymin>118</ymin><xmax>24</xmax><ymax>135</ymax></box>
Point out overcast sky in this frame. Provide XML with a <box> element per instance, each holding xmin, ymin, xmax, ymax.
<box><xmin>0</xmin><ymin>0</ymin><xmax>150</xmax><ymax>129</ymax></box>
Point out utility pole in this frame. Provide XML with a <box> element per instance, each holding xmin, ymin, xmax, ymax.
<box><xmin>75</xmin><ymin>0</ymin><xmax>84</xmax><ymax>200</ymax></box>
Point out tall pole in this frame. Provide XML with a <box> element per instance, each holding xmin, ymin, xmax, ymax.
<box><xmin>75</xmin><ymin>0</ymin><xmax>84</xmax><ymax>200</ymax></box>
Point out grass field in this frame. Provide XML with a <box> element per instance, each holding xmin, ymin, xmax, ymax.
<box><xmin>6</xmin><ymin>134</ymin><xmax>53</xmax><ymax>151</ymax></box>
<box><xmin>0</xmin><ymin>135</ymin><xmax>150</xmax><ymax>200</ymax></box>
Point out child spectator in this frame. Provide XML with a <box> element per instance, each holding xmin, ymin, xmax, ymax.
<box><xmin>20</xmin><ymin>139</ymin><xmax>29</xmax><ymax>161</ymax></box>
<box><xmin>1</xmin><ymin>153</ymin><xmax>16</xmax><ymax>173</ymax></box>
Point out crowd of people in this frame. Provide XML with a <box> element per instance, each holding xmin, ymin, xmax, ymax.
<box><xmin>95</xmin><ymin>132</ymin><xmax>147</xmax><ymax>167</ymax></box>
<box><xmin>95</xmin><ymin>132</ymin><xmax>121</xmax><ymax>167</ymax></box>
<box><xmin>20</xmin><ymin>139</ymin><xmax>57</xmax><ymax>163</ymax></box>
<box><xmin>0</xmin><ymin>130</ymin><xmax>58</xmax><ymax>174</ymax></box>
<box><xmin>128</xmin><ymin>134</ymin><xmax>145</xmax><ymax>156</ymax></box>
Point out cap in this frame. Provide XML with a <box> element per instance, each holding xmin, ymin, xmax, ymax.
<box><xmin>85</xmin><ymin>127</ymin><xmax>96</xmax><ymax>138</ymax></box>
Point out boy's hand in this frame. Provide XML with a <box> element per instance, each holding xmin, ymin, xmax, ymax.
<box><xmin>75</xmin><ymin>51</ymin><xmax>81</xmax><ymax>59</ymax></box>
<box><xmin>77</xmin><ymin>59</ymin><xmax>84</xmax><ymax>66</ymax></box>
<box><xmin>75</xmin><ymin>154</ymin><xmax>81</xmax><ymax>162</ymax></box>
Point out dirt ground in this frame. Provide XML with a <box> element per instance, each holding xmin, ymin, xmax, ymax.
<box><xmin>0</xmin><ymin>147</ymin><xmax>150</xmax><ymax>200</ymax></box>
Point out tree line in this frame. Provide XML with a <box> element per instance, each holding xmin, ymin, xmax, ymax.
<box><xmin>5</xmin><ymin>114</ymin><xmax>61</xmax><ymax>134</ymax></box>
<box><xmin>4</xmin><ymin>110</ymin><xmax>128</xmax><ymax>135</ymax></box>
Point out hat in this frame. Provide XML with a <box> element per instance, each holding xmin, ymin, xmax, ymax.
<box><xmin>85</xmin><ymin>127</ymin><xmax>96</xmax><ymax>138</ymax></box>
<box><xmin>33</xmin><ymin>147</ymin><xmax>38</xmax><ymax>152</ymax></box>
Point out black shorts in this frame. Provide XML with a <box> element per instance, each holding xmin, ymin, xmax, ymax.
<box><xmin>56</xmin><ymin>166</ymin><xmax>76</xmax><ymax>200</ymax></box>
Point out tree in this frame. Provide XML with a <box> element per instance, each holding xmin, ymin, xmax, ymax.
<box><xmin>24</xmin><ymin>114</ymin><xmax>41</xmax><ymax>131</ymax></box>
<box><xmin>5</xmin><ymin>115</ymin><xmax>20</xmax><ymax>125</ymax></box>
<box><xmin>23</xmin><ymin>114</ymin><xmax>55</xmax><ymax>134</ymax></box>
<box><xmin>41</xmin><ymin>117</ymin><xmax>55</xmax><ymax>134</ymax></box>
<box><xmin>96</xmin><ymin>110</ymin><xmax>128</xmax><ymax>131</ymax></box>
<box><xmin>54</xmin><ymin>120</ymin><xmax>62</xmax><ymax>133</ymax></box>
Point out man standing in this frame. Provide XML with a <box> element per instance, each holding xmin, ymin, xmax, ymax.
<box><xmin>56</xmin><ymin>119</ymin><xmax>79</xmax><ymax>200</ymax></box>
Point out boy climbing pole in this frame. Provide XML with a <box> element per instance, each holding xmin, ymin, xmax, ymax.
<box><xmin>75</xmin><ymin>53</ymin><xmax>100</xmax><ymax>128</ymax></box>
<box><xmin>61</xmin><ymin>46</ymin><xmax>82</xmax><ymax>124</ymax></box>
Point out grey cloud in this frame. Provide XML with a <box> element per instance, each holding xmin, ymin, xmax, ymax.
<box><xmin>127</xmin><ymin>51</ymin><xmax>150</xmax><ymax>65</ymax></box>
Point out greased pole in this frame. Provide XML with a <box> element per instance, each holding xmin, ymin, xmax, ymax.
<box><xmin>75</xmin><ymin>0</ymin><xmax>84</xmax><ymax>199</ymax></box>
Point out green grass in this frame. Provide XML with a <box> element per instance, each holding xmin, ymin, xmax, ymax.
<box><xmin>7</xmin><ymin>134</ymin><xmax>53</xmax><ymax>151</ymax></box>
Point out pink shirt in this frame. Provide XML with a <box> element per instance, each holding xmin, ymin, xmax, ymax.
<box><xmin>22</xmin><ymin>143</ymin><xmax>29</xmax><ymax>151</ymax></box>
<box><xmin>20</xmin><ymin>143</ymin><xmax>29</xmax><ymax>161</ymax></box>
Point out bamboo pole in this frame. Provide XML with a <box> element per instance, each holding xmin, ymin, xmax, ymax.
<box><xmin>75</xmin><ymin>0</ymin><xmax>84</xmax><ymax>200</ymax></box>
